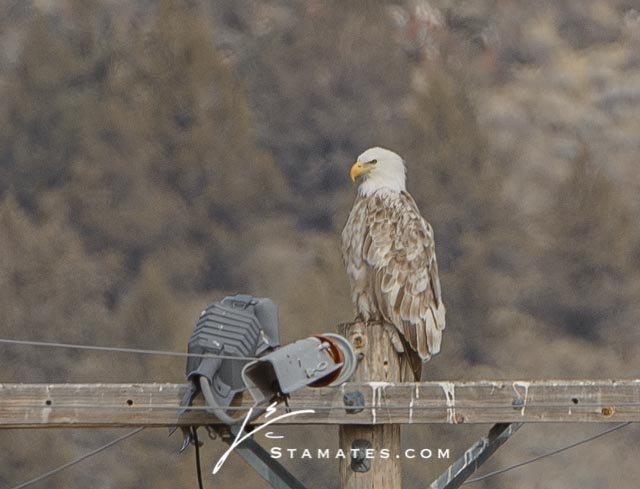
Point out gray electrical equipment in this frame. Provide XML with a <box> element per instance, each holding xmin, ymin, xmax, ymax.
<box><xmin>242</xmin><ymin>333</ymin><xmax>357</xmax><ymax>407</ymax></box>
<box><xmin>181</xmin><ymin>294</ymin><xmax>280</xmax><ymax>424</ymax></box>
<box><xmin>180</xmin><ymin>294</ymin><xmax>357</xmax><ymax>431</ymax></box>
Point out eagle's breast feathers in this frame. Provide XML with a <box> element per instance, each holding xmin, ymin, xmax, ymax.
<box><xmin>341</xmin><ymin>189</ymin><xmax>446</xmax><ymax>367</ymax></box>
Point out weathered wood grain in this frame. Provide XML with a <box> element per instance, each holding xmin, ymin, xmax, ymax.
<box><xmin>0</xmin><ymin>379</ymin><xmax>638</xmax><ymax>428</ymax></box>
<box><xmin>338</xmin><ymin>321</ymin><xmax>403</xmax><ymax>489</ymax></box>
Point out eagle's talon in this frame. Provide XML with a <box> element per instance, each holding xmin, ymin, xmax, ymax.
<box><xmin>383</xmin><ymin>323</ymin><xmax>405</xmax><ymax>354</ymax></box>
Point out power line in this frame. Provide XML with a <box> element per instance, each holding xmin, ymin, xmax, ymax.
<box><xmin>4</xmin><ymin>422</ymin><xmax>633</xmax><ymax>488</ymax></box>
<box><xmin>463</xmin><ymin>422</ymin><xmax>632</xmax><ymax>484</ymax></box>
<box><xmin>192</xmin><ymin>427</ymin><xmax>205</xmax><ymax>489</ymax></box>
<box><xmin>0</xmin><ymin>338</ymin><xmax>257</xmax><ymax>361</ymax></box>
<box><xmin>7</xmin><ymin>427</ymin><xmax>144</xmax><ymax>489</ymax></box>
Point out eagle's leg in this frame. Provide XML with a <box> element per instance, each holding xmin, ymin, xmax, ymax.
<box><xmin>357</xmin><ymin>309</ymin><xmax>406</xmax><ymax>358</ymax></box>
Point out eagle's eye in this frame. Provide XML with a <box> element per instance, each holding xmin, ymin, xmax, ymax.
<box><xmin>368</xmin><ymin>159</ymin><xmax>378</xmax><ymax>165</ymax></box>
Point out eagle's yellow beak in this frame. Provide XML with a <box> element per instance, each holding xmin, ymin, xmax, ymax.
<box><xmin>350</xmin><ymin>161</ymin><xmax>373</xmax><ymax>182</ymax></box>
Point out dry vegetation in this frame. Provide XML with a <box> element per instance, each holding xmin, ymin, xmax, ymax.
<box><xmin>1</xmin><ymin>0</ymin><xmax>639</xmax><ymax>488</ymax></box>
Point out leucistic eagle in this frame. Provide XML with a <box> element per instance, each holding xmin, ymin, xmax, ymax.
<box><xmin>341</xmin><ymin>147</ymin><xmax>446</xmax><ymax>380</ymax></box>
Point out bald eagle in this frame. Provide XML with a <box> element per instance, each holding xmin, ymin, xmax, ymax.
<box><xmin>341</xmin><ymin>147</ymin><xmax>445</xmax><ymax>380</ymax></box>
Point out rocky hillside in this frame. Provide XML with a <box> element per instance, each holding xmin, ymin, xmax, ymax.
<box><xmin>0</xmin><ymin>1</ymin><xmax>639</xmax><ymax>488</ymax></box>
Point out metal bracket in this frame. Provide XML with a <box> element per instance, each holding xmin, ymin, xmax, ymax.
<box><xmin>214</xmin><ymin>424</ymin><xmax>308</xmax><ymax>489</ymax></box>
<box><xmin>427</xmin><ymin>422</ymin><xmax>523</xmax><ymax>489</ymax></box>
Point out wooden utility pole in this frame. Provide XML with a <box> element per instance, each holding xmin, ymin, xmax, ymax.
<box><xmin>338</xmin><ymin>321</ymin><xmax>402</xmax><ymax>489</ymax></box>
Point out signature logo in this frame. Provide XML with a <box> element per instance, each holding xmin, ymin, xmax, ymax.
<box><xmin>213</xmin><ymin>402</ymin><xmax>315</xmax><ymax>474</ymax></box>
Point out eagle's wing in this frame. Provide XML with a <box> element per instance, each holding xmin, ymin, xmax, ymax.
<box><xmin>363</xmin><ymin>192</ymin><xmax>446</xmax><ymax>363</ymax></box>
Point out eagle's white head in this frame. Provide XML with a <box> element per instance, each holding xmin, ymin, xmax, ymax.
<box><xmin>350</xmin><ymin>147</ymin><xmax>406</xmax><ymax>196</ymax></box>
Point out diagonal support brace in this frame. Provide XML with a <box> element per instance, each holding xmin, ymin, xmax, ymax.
<box><xmin>216</xmin><ymin>425</ymin><xmax>308</xmax><ymax>489</ymax></box>
<box><xmin>427</xmin><ymin>422</ymin><xmax>523</xmax><ymax>489</ymax></box>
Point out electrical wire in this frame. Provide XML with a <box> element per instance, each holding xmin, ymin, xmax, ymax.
<box><xmin>3</xmin><ymin>337</ymin><xmax>635</xmax><ymax>487</ymax></box>
<box><xmin>192</xmin><ymin>427</ymin><xmax>205</xmax><ymax>489</ymax></box>
<box><xmin>0</xmin><ymin>338</ymin><xmax>257</xmax><ymax>361</ymax></box>
<box><xmin>6</xmin><ymin>427</ymin><xmax>144</xmax><ymax>489</ymax></box>
<box><xmin>3</xmin><ymin>422</ymin><xmax>632</xmax><ymax>489</ymax></box>
<box><xmin>463</xmin><ymin>422</ymin><xmax>632</xmax><ymax>484</ymax></box>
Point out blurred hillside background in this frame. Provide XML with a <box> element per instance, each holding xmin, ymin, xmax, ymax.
<box><xmin>1</xmin><ymin>0</ymin><xmax>640</xmax><ymax>488</ymax></box>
